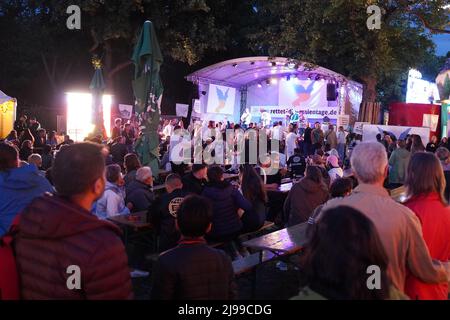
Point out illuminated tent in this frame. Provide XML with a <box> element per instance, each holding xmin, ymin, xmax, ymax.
<box><xmin>0</xmin><ymin>90</ymin><xmax>16</xmax><ymax>138</ymax></box>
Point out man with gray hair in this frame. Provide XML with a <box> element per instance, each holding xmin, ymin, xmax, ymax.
<box><xmin>316</xmin><ymin>141</ymin><xmax>449</xmax><ymax>292</ymax></box>
<box><xmin>125</xmin><ymin>166</ymin><xmax>154</xmax><ymax>212</ymax></box>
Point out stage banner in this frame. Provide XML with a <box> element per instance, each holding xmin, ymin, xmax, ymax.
<box><xmin>362</xmin><ymin>124</ymin><xmax>430</xmax><ymax>143</ymax></box>
<box><xmin>278</xmin><ymin>79</ymin><xmax>337</xmax><ymax>119</ymax></box>
<box><xmin>206</xmin><ymin>84</ymin><xmax>236</xmax><ymax>115</ymax></box>
<box><xmin>118</xmin><ymin>104</ymin><xmax>133</xmax><ymax>119</ymax></box>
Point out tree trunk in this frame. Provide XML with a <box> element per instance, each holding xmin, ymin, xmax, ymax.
<box><xmin>361</xmin><ymin>76</ymin><xmax>377</xmax><ymax>103</ymax></box>
<box><xmin>359</xmin><ymin>76</ymin><xmax>381</xmax><ymax>123</ymax></box>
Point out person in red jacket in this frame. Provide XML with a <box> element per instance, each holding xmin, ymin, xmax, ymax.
<box><xmin>14</xmin><ymin>142</ymin><xmax>133</xmax><ymax>300</ymax></box>
<box><xmin>404</xmin><ymin>152</ymin><xmax>450</xmax><ymax>300</ymax></box>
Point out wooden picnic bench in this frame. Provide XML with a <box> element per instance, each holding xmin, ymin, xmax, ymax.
<box><xmin>108</xmin><ymin>211</ymin><xmax>156</xmax><ymax>250</ymax></box>
<box><xmin>208</xmin><ymin>221</ymin><xmax>275</xmax><ymax>249</ymax></box>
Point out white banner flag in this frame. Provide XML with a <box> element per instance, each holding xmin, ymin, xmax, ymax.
<box><xmin>362</xmin><ymin>125</ymin><xmax>430</xmax><ymax>143</ymax></box>
<box><xmin>118</xmin><ymin>104</ymin><xmax>133</xmax><ymax>119</ymax></box>
<box><xmin>176</xmin><ymin>103</ymin><xmax>189</xmax><ymax>118</ymax></box>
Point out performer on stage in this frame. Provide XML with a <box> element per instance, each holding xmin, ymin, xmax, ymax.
<box><xmin>240</xmin><ymin>107</ymin><xmax>252</xmax><ymax>129</ymax></box>
<box><xmin>260</xmin><ymin>109</ymin><xmax>272</xmax><ymax>127</ymax></box>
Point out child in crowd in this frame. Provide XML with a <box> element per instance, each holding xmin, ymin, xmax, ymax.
<box><xmin>151</xmin><ymin>195</ymin><xmax>237</xmax><ymax>300</ymax></box>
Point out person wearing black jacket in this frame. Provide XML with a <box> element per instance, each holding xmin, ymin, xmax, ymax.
<box><xmin>182</xmin><ymin>163</ymin><xmax>207</xmax><ymax>195</ymax></box>
<box><xmin>150</xmin><ymin>174</ymin><xmax>187</xmax><ymax>252</ymax></box>
<box><xmin>202</xmin><ymin>166</ymin><xmax>252</xmax><ymax>242</ymax></box>
<box><xmin>303</xmin><ymin>123</ymin><xmax>313</xmax><ymax>155</ymax></box>
<box><xmin>151</xmin><ymin>195</ymin><xmax>237</xmax><ymax>300</ymax></box>
<box><xmin>287</xmin><ymin>148</ymin><xmax>307</xmax><ymax>178</ymax></box>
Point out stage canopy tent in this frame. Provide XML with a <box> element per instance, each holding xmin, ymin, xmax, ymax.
<box><xmin>186</xmin><ymin>56</ymin><xmax>363</xmax><ymax>124</ymax></box>
<box><xmin>186</xmin><ymin>56</ymin><xmax>355</xmax><ymax>88</ymax></box>
<box><xmin>0</xmin><ymin>90</ymin><xmax>16</xmax><ymax>138</ymax></box>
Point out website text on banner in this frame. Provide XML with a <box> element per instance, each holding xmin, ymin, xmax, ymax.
<box><xmin>278</xmin><ymin>78</ymin><xmax>337</xmax><ymax>119</ymax></box>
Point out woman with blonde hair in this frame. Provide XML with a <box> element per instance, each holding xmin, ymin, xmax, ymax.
<box><xmin>404</xmin><ymin>152</ymin><xmax>450</xmax><ymax>300</ymax></box>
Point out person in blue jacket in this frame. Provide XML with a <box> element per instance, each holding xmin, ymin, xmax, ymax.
<box><xmin>0</xmin><ymin>142</ymin><xmax>53</xmax><ymax>235</ymax></box>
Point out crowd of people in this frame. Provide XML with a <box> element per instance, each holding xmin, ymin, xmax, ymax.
<box><xmin>0</xmin><ymin>114</ymin><xmax>449</xmax><ymax>301</ymax></box>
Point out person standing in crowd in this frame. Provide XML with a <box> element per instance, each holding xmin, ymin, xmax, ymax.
<box><xmin>388</xmin><ymin>139</ymin><xmax>410</xmax><ymax>188</ymax></box>
<box><xmin>0</xmin><ymin>143</ymin><xmax>53</xmax><ymax>236</ymax></box>
<box><xmin>285</xmin><ymin>125</ymin><xmax>298</xmax><ymax>159</ymax></box>
<box><xmin>326</xmin><ymin>155</ymin><xmax>343</xmax><ymax>184</ymax></box>
<box><xmin>20</xmin><ymin>128</ymin><xmax>35</xmax><ymax>146</ymax></box>
<box><xmin>202</xmin><ymin>166</ymin><xmax>252</xmax><ymax>243</ymax></box>
<box><xmin>28</xmin><ymin>116</ymin><xmax>41</xmax><ymax>141</ymax></box>
<box><xmin>311</xmin><ymin>122</ymin><xmax>324</xmax><ymax>152</ymax></box>
<box><xmin>14</xmin><ymin>142</ymin><xmax>133</xmax><ymax>299</ymax></box>
<box><xmin>34</xmin><ymin>128</ymin><xmax>47</xmax><ymax>149</ymax></box>
<box><xmin>162</xmin><ymin>119</ymin><xmax>174</xmax><ymax>139</ymax></box>
<box><xmin>410</xmin><ymin>134</ymin><xmax>425</xmax><ymax>154</ymax></box>
<box><xmin>284</xmin><ymin>166</ymin><xmax>329</xmax><ymax>226</ymax></box>
<box><xmin>325</xmin><ymin>124</ymin><xmax>338</xmax><ymax>151</ymax></box>
<box><xmin>439</xmin><ymin>137</ymin><xmax>449</xmax><ymax>150</ymax></box>
<box><xmin>14</xmin><ymin>114</ymin><xmax>28</xmax><ymax>136</ymax></box>
<box><xmin>111</xmin><ymin>118</ymin><xmax>122</xmax><ymax>140</ymax></box>
<box><xmin>315</xmin><ymin>142</ymin><xmax>448</xmax><ymax>292</ymax></box>
<box><xmin>122</xmin><ymin>123</ymin><xmax>135</xmax><ymax>153</ymax></box>
<box><xmin>41</xmin><ymin>144</ymin><xmax>53</xmax><ymax>171</ymax></box>
<box><xmin>384</xmin><ymin>134</ymin><xmax>397</xmax><ymax>158</ymax></box>
<box><xmin>287</xmin><ymin>148</ymin><xmax>307</xmax><ymax>179</ymax></box>
<box><xmin>110</xmin><ymin>136</ymin><xmax>128</xmax><ymax>166</ymax></box>
<box><xmin>337</xmin><ymin>126</ymin><xmax>346</xmax><ymax>161</ymax></box>
<box><xmin>56</xmin><ymin>134</ymin><xmax>74</xmax><ymax>149</ymax></box>
<box><xmin>95</xmin><ymin>164</ymin><xmax>130</xmax><ymax>219</ymax></box>
<box><xmin>150</xmin><ymin>173</ymin><xmax>187</xmax><ymax>252</ymax></box>
<box><xmin>19</xmin><ymin>140</ymin><xmax>33</xmax><ymax>161</ymax></box>
<box><xmin>124</xmin><ymin>153</ymin><xmax>141</xmax><ymax>187</ymax></box>
<box><xmin>47</xmin><ymin>130</ymin><xmax>58</xmax><ymax>147</ymax></box>
<box><xmin>303</xmin><ymin>122</ymin><xmax>313</xmax><ymax>156</ymax></box>
<box><xmin>151</xmin><ymin>195</ymin><xmax>237</xmax><ymax>300</ymax></box>
<box><xmin>426</xmin><ymin>136</ymin><xmax>438</xmax><ymax>153</ymax></box>
<box><xmin>125</xmin><ymin>166</ymin><xmax>154</xmax><ymax>212</ymax></box>
<box><xmin>293</xmin><ymin>206</ymin><xmax>404</xmax><ymax>300</ymax></box>
<box><xmin>310</xmin><ymin>154</ymin><xmax>331</xmax><ymax>188</ymax></box>
<box><xmin>5</xmin><ymin>130</ymin><xmax>19</xmax><ymax>146</ymax></box>
<box><xmin>404</xmin><ymin>152</ymin><xmax>450</xmax><ymax>300</ymax></box>
<box><xmin>182</xmin><ymin>163</ymin><xmax>208</xmax><ymax>195</ymax></box>
<box><xmin>239</xmin><ymin>164</ymin><xmax>268</xmax><ymax>233</ymax></box>
<box><xmin>436</xmin><ymin>147</ymin><xmax>450</xmax><ymax>171</ymax></box>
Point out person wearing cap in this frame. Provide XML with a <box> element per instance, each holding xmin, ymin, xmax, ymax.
<box><xmin>182</xmin><ymin>163</ymin><xmax>208</xmax><ymax>195</ymax></box>
<box><xmin>326</xmin><ymin>155</ymin><xmax>343</xmax><ymax>184</ymax></box>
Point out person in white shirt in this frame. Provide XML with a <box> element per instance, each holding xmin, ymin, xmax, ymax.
<box><xmin>337</xmin><ymin>126</ymin><xmax>347</xmax><ymax>161</ymax></box>
<box><xmin>240</xmin><ymin>108</ymin><xmax>252</xmax><ymax>128</ymax></box>
<box><xmin>326</xmin><ymin>155</ymin><xmax>344</xmax><ymax>184</ymax></box>
<box><xmin>260</xmin><ymin>110</ymin><xmax>272</xmax><ymax>127</ymax></box>
<box><xmin>162</xmin><ymin>120</ymin><xmax>174</xmax><ymax>139</ymax></box>
<box><xmin>285</xmin><ymin>125</ymin><xmax>298</xmax><ymax>158</ymax></box>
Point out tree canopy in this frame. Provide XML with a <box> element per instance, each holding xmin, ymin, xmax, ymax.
<box><xmin>0</xmin><ymin>0</ymin><xmax>448</xmax><ymax>114</ymax></box>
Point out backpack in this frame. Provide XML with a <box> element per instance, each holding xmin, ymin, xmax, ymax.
<box><xmin>0</xmin><ymin>216</ymin><xmax>20</xmax><ymax>300</ymax></box>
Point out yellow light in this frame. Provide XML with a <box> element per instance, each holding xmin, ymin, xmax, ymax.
<box><xmin>102</xmin><ymin>95</ymin><xmax>112</xmax><ymax>138</ymax></box>
<box><xmin>66</xmin><ymin>92</ymin><xmax>113</xmax><ymax>142</ymax></box>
